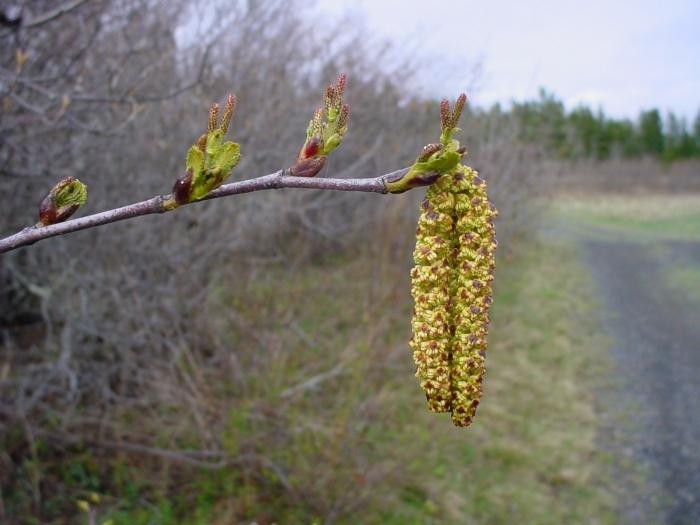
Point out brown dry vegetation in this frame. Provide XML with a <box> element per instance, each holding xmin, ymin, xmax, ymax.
<box><xmin>0</xmin><ymin>1</ymin><xmax>612</xmax><ymax>524</ymax></box>
<box><xmin>547</xmin><ymin>158</ymin><xmax>700</xmax><ymax>195</ymax></box>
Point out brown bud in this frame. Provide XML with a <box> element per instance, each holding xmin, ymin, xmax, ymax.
<box><xmin>173</xmin><ymin>169</ymin><xmax>194</xmax><ymax>205</ymax></box>
<box><xmin>196</xmin><ymin>133</ymin><xmax>207</xmax><ymax>152</ymax></box>
<box><xmin>39</xmin><ymin>197</ymin><xmax>78</xmax><ymax>226</ymax></box>
<box><xmin>291</xmin><ymin>156</ymin><xmax>326</xmax><ymax>177</ymax></box>
<box><xmin>38</xmin><ymin>176</ymin><xmax>87</xmax><ymax>226</ymax></box>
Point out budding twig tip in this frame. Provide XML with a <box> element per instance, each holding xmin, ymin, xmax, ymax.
<box><xmin>220</xmin><ymin>93</ymin><xmax>236</xmax><ymax>134</ymax></box>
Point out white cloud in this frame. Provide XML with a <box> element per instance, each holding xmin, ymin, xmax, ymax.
<box><xmin>318</xmin><ymin>0</ymin><xmax>700</xmax><ymax>118</ymax></box>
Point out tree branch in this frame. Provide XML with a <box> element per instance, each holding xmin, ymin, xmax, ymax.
<box><xmin>22</xmin><ymin>0</ymin><xmax>91</xmax><ymax>29</ymax></box>
<box><xmin>0</xmin><ymin>167</ymin><xmax>409</xmax><ymax>254</ymax></box>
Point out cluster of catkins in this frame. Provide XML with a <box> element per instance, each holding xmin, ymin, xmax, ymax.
<box><xmin>409</xmin><ymin>95</ymin><xmax>497</xmax><ymax>427</ymax></box>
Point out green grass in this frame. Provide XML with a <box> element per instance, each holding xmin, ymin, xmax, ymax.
<box><xmin>552</xmin><ymin>194</ymin><xmax>700</xmax><ymax>240</ymax></box>
<box><xmin>17</xmin><ymin>235</ymin><xmax>616</xmax><ymax>524</ymax></box>
<box><xmin>145</xmin><ymin>236</ymin><xmax>614</xmax><ymax>523</ymax></box>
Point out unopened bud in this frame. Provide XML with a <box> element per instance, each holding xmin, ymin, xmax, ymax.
<box><xmin>38</xmin><ymin>177</ymin><xmax>88</xmax><ymax>226</ymax></box>
<box><xmin>291</xmin><ymin>156</ymin><xmax>326</xmax><ymax>178</ymax></box>
<box><xmin>172</xmin><ymin>169</ymin><xmax>194</xmax><ymax>205</ymax></box>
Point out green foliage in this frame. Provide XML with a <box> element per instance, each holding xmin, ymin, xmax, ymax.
<box><xmin>662</xmin><ymin>111</ymin><xmax>698</xmax><ymax>161</ymax></box>
<box><xmin>189</xmin><ymin>130</ymin><xmax>241</xmax><ymax>200</ymax></box>
<box><xmin>512</xmin><ymin>88</ymin><xmax>570</xmax><ymax>157</ymax></box>
<box><xmin>174</xmin><ymin>94</ymin><xmax>240</xmax><ymax>204</ymax></box>
<box><xmin>639</xmin><ymin>109</ymin><xmax>664</xmax><ymax>155</ymax></box>
<box><xmin>507</xmin><ymin>90</ymin><xmax>699</xmax><ymax>162</ymax></box>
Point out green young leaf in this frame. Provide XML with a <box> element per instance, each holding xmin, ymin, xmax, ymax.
<box><xmin>186</xmin><ymin>145</ymin><xmax>205</xmax><ymax>177</ymax></box>
<box><xmin>190</xmin><ymin>171</ymin><xmax>216</xmax><ymax>200</ymax></box>
<box><xmin>322</xmin><ymin>133</ymin><xmax>341</xmax><ymax>154</ymax></box>
<box><xmin>54</xmin><ymin>178</ymin><xmax>88</xmax><ymax>208</ymax></box>
<box><xmin>422</xmin><ymin>148</ymin><xmax>461</xmax><ymax>174</ymax></box>
<box><xmin>205</xmin><ymin>129</ymin><xmax>224</xmax><ymax>159</ymax></box>
<box><xmin>210</xmin><ymin>141</ymin><xmax>241</xmax><ymax>174</ymax></box>
<box><xmin>385</xmin><ymin>141</ymin><xmax>462</xmax><ymax>194</ymax></box>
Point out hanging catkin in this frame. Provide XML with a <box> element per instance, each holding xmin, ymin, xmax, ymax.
<box><xmin>408</xmin><ymin>95</ymin><xmax>497</xmax><ymax>427</ymax></box>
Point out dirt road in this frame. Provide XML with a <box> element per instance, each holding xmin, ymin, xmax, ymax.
<box><xmin>583</xmin><ymin>237</ymin><xmax>700</xmax><ymax>525</ymax></box>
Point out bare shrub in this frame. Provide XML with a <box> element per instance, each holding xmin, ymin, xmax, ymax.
<box><xmin>0</xmin><ymin>1</ymin><xmax>547</xmax><ymax>522</ymax></box>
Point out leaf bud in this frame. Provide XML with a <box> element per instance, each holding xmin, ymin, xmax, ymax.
<box><xmin>290</xmin><ymin>156</ymin><xmax>327</xmax><ymax>178</ymax></box>
<box><xmin>38</xmin><ymin>177</ymin><xmax>88</xmax><ymax>226</ymax></box>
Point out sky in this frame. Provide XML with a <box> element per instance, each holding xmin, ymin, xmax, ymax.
<box><xmin>320</xmin><ymin>0</ymin><xmax>700</xmax><ymax>120</ymax></box>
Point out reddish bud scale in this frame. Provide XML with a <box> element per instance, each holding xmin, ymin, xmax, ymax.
<box><xmin>38</xmin><ymin>194</ymin><xmax>58</xmax><ymax>225</ymax></box>
<box><xmin>291</xmin><ymin>156</ymin><xmax>326</xmax><ymax>177</ymax></box>
<box><xmin>173</xmin><ymin>169</ymin><xmax>194</xmax><ymax>204</ymax></box>
<box><xmin>302</xmin><ymin>137</ymin><xmax>321</xmax><ymax>159</ymax></box>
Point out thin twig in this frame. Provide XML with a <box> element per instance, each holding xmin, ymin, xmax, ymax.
<box><xmin>22</xmin><ymin>0</ymin><xmax>91</xmax><ymax>29</ymax></box>
<box><xmin>279</xmin><ymin>362</ymin><xmax>345</xmax><ymax>399</ymax></box>
<box><xmin>0</xmin><ymin>167</ymin><xmax>409</xmax><ymax>254</ymax></box>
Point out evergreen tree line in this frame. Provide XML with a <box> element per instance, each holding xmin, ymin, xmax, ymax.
<box><xmin>495</xmin><ymin>89</ymin><xmax>700</xmax><ymax>161</ymax></box>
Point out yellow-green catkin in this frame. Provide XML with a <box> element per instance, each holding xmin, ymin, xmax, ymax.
<box><xmin>410</xmin><ymin>164</ymin><xmax>497</xmax><ymax>427</ymax></box>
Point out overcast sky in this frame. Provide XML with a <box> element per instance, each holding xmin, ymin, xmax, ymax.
<box><xmin>320</xmin><ymin>0</ymin><xmax>700</xmax><ymax>120</ymax></box>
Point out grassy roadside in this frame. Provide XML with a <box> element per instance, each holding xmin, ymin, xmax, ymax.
<box><xmin>553</xmin><ymin>192</ymin><xmax>700</xmax><ymax>306</ymax></box>
<box><xmin>181</xmin><ymin>234</ymin><xmax>617</xmax><ymax>524</ymax></box>
<box><xmin>20</xmin><ymin>232</ymin><xmax>616</xmax><ymax>524</ymax></box>
<box><xmin>551</xmin><ymin>194</ymin><xmax>700</xmax><ymax>240</ymax></box>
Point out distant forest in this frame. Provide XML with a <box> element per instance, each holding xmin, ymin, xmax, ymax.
<box><xmin>481</xmin><ymin>89</ymin><xmax>700</xmax><ymax>162</ymax></box>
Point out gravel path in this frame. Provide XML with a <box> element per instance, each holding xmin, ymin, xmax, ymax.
<box><xmin>583</xmin><ymin>238</ymin><xmax>700</xmax><ymax>525</ymax></box>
